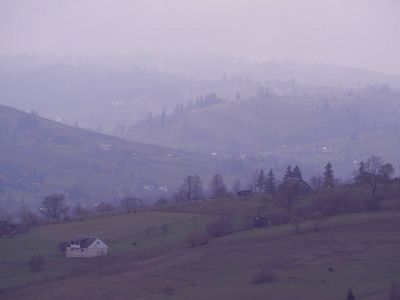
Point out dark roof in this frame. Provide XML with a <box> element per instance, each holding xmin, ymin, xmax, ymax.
<box><xmin>279</xmin><ymin>178</ymin><xmax>312</xmax><ymax>189</ymax></box>
<box><xmin>70</xmin><ymin>236</ymin><xmax>101</xmax><ymax>248</ymax></box>
<box><xmin>58</xmin><ymin>241</ymin><xmax>70</xmax><ymax>250</ymax></box>
<box><xmin>0</xmin><ymin>219</ymin><xmax>13</xmax><ymax>230</ymax></box>
<box><xmin>11</xmin><ymin>224</ymin><xmax>28</xmax><ymax>234</ymax></box>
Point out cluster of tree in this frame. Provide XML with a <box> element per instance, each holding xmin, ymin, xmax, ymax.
<box><xmin>309</xmin><ymin>162</ymin><xmax>336</xmax><ymax>189</ymax></box>
<box><xmin>276</xmin><ymin>163</ymin><xmax>335</xmax><ymax>221</ymax></box>
<box><xmin>248</xmin><ymin>169</ymin><xmax>276</xmax><ymax>194</ymax></box>
<box><xmin>145</xmin><ymin>108</ymin><xmax>166</xmax><ymax>128</ymax></box>
<box><xmin>8</xmin><ymin>155</ymin><xmax>395</xmax><ymax>229</ymax></box>
<box><xmin>353</xmin><ymin>156</ymin><xmax>395</xmax><ymax>210</ymax></box>
<box><xmin>283</xmin><ymin>165</ymin><xmax>303</xmax><ymax>180</ymax></box>
<box><xmin>248</xmin><ymin>165</ymin><xmax>306</xmax><ymax>195</ymax></box>
<box><xmin>174</xmin><ymin>93</ymin><xmax>222</xmax><ymax>114</ymax></box>
<box><xmin>174</xmin><ymin>173</ymin><xmax>228</xmax><ymax>202</ymax></box>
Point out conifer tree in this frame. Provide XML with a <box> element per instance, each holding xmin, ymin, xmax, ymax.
<box><xmin>265</xmin><ymin>169</ymin><xmax>276</xmax><ymax>193</ymax></box>
<box><xmin>161</xmin><ymin>108</ymin><xmax>166</xmax><ymax>127</ymax></box>
<box><xmin>284</xmin><ymin>165</ymin><xmax>293</xmax><ymax>180</ymax></box>
<box><xmin>346</xmin><ymin>288</ymin><xmax>355</xmax><ymax>300</ymax></box>
<box><xmin>256</xmin><ymin>169</ymin><xmax>267</xmax><ymax>194</ymax></box>
<box><xmin>323</xmin><ymin>162</ymin><xmax>335</xmax><ymax>187</ymax></box>
<box><xmin>292</xmin><ymin>165</ymin><xmax>302</xmax><ymax>179</ymax></box>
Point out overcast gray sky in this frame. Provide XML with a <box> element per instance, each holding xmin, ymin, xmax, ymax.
<box><xmin>1</xmin><ymin>0</ymin><xmax>399</xmax><ymax>74</ymax></box>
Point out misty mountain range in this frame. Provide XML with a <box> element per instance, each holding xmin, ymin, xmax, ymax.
<box><xmin>0</xmin><ymin>53</ymin><xmax>400</xmax><ymax>210</ymax></box>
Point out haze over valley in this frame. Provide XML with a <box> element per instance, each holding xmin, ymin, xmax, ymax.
<box><xmin>1</xmin><ymin>2</ymin><xmax>400</xmax><ymax>298</ymax></box>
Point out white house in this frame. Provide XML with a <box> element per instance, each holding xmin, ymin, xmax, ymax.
<box><xmin>66</xmin><ymin>236</ymin><xmax>108</xmax><ymax>258</ymax></box>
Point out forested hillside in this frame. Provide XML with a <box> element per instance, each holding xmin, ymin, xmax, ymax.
<box><xmin>124</xmin><ymin>92</ymin><xmax>400</xmax><ymax>179</ymax></box>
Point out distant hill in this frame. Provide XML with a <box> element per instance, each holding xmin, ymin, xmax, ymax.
<box><xmin>124</xmin><ymin>93</ymin><xmax>400</xmax><ymax>179</ymax></box>
<box><xmin>0</xmin><ymin>105</ymin><xmax>243</xmax><ymax>211</ymax></box>
<box><xmin>1</xmin><ymin>54</ymin><xmax>400</xmax><ymax>187</ymax></box>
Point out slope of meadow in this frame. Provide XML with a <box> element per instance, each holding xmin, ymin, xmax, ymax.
<box><xmin>1</xmin><ymin>189</ymin><xmax>400</xmax><ymax>299</ymax></box>
<box><xmin>0</xmin><ymin>104</ymin><xmax>241</xmax><ymax>209</ymax></box>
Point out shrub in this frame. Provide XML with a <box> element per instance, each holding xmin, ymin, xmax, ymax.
<box><xmin>311</xmin><ymin>211</ymin><xmax>326</xmax><ymax>231</ymax></box>
<box><xmin>389</xmin><ymin>282</ymin><xmax>400</xmax><ymax>300</ymax></box>
<box><xmin>184</xmin><ymin>230</ymin><xmax>208</xmax><ymax>247</ymax></box>
<box><xmin>164</xmin><ymin>280</ymin><xmax>175</xmax><ymax>295</ymax></box>
<box><xmin>290</xmin><ymin>216</ymin><xmax>302</xmax><ymax>234</ymax></box>
<box><xmin>267</xmin><ymin>212</ymin><xmax>289</xmax><ymax>226</ymax></box>
<box><xmin>27</xmin><ymin>254</ymin><xmax>44</xmax><ymax>272</ymax></box>
<box><xmin>347</xmin><ymin>288</ymin><xmax>355</xmax><ymax>300</ymax></box>
<box><xmin>161</xmin><ymin>223</ymin><xmax>168</xmax><ymax>236</ymax></box>
<box><xmin>250</xmin><ymin>270</ymin><xmax>279</xmax><ymax>285</ymax></box>
<box><xmin>205</xmin><ymin>217</ymin><xmax>233</xmax><ymax>237</ymax></box>
<box><xmin>364</xmin><ymin>196</ymin><xmax>381</xmax><ymax>211</ymax></box>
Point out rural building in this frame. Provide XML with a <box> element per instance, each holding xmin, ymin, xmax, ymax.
<box><xmin>65</xmin><ymin>236</ymin><xmax>108</xmax><ymax>258</ymax></box>
<box><xmin>278</xmin><ymin>178</ymin><xmax>312</xmax><ymax>195</ymax></box>
<box><xmin>0</xmin><ymin>219</ymin><xmax>13</xmax><ymax>237</ymax></box>
<box><xmin>0</xmin><ymin>220</ymin><xmax>28</xmax><ymax>237</ymax></box>
<box><xmin>11</xmin><ymin>224</ymin><xmax>28</xmax><ymax>234</ymax></box>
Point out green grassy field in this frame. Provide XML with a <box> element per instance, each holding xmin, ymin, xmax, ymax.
<box><xmin>1</xmin><ymin>194</ymin><xmax>400</xmax><ymax>299</ymax></box>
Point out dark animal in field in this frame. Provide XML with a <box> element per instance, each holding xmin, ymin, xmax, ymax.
<box><xmin>321</xmin><ymin>279</ymin><xmax>325</xmax><ymax>283</ymax></box>
<box><xmin>328</xmin><ymin>267</ymin><xmax>333</xmax><ymax>272</ymax></box>
<box><xmin>132</xmin><ymin>242</ymin><xmax>137</xmax><ymax>246</ymax></box>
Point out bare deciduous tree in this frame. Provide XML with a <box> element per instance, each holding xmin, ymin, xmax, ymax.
<box><xmin>40</xmin><ymin>192</ymin><xmax>69</xmax><ymax>220</ymax></box>
<box><xmin>209</xmin><ymin>173</ymin><xmax>227</xmax><ymax>199</ymax></box>
<box><xmin>177</xmin><ymin>174</ymin><xmax>204</xmax><ymax>202</ymax></box>
<box><xmin>364</xmin><ymin>156</ymin><xmax>394</xmax><ymax>195</ymax></box>
<box><xmin>247</xmin><ymin>170</ymin><xmax>260</xmax><ymax>194</ymax></box>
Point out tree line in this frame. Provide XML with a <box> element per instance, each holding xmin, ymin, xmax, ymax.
<box><xmin>4</xmin><ymin>155</ymin><xmax>395</xmax><ymax>227</ymax></box>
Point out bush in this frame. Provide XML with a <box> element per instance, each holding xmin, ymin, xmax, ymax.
<box><xmin>347</xmin><ymin>288</ymin><xmax>355</xmax><ymax>300</ymax></box>
<box><xmin>27</xmin><ymin>254</ymin><xmax>44</xmax><ymax>272</ymax></box>
<box><xmin>290</xmin><ymin>216</ymin><xmax>302</xmax><ymax>234</ymax></box>
<box><xmin>311</xmin><ymin>211</ymin><xmax>326</xmax><ymax>231</ymax></box>
<box><xmin>164</xmin><ymin>280</ymin><xmax>176</xmax><ymax>295</ymax></box>
<box><xmin>205</xmin><ymin>217</ymin><xmax>233</xmax><ymax>237</ymax></box>
<box><xmin>389</xmin><ymin>282</ymin><xmax>400</xmax><ymax>300</ymax></box>
<box><xmin>250</xmin><ymin>270</ymin><xmax>279</xmax><ymax>285</ymax></box>
<box><xmin>267</xmin><ymin>212</ymin><xmax>289</xmax><ymax>226</ymax></box>
<box><xmin>184</xmin><ymin>230</ymin><xmax>208</xmax><ymax>247</ymax></box>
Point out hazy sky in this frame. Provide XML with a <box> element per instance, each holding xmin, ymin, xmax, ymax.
<box><xmin>1</xmin><ymin>0</ymin><xmax>399</xmax><ymax>74</ymax></box>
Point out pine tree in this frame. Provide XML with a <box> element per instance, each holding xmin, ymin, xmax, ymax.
<box><xmin>346</xmin><ymin>288</ymin><xmax>355</xmax><ymax>300</ymax></box>
<box><xmin>256</xmin><ymin>169</ymin><xmax>267</xmax><ymax>194</ymax></box>
<box><xmin>284</xmin><ymin>165</ymin><xmax>293</xmax><ymax>180</ymax></box>
<box><xmin>292</xmin><ymin>166</ymin><xmax>302</xmax><ymax>179</ymax></box>
<box><xmin>354</xmin><ymin>160</ymin><xmax>367</xmax><ymax>183</ymax></box>
<box><xmin>161</xmin><ymin>108</ymin><xmax>166</xmax><ymax>127</ymax></box>
<box><xmin>323</xmin><ymin>162</ymin><xmax>335</xmax><ymax>187</ymax></box>
<box><xmin>265</xmin><ymin>169</ymin><xmax>276</xmax><ymax>193</ymax></box>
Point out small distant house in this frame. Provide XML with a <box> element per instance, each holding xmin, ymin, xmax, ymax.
<box><xmin>237</xmin><ymin>190</ymin><xmax>252</xmax><ymax>197</ymax></box>
<box><xmin>253</xmin><ymin>216</ymin><xmax>268</xmax><ymax>228</ymax></box>
<box><xmin>278</xmin><ymin>178</ymin><xmax>312</xmax><ymax>195</ymax></box>
<box><xmin>65</xmin><ymin>236</ymin><xmax>108</xmax><ymax>258</ymax></box>
<box><xmin>0</xmin><ymin>219</ymin><xmax>13</xmax><ymax>237</ymax></box>
<box><xmin>10</xmin><ymin>224</ymin><xmax>28</xmax><ymax>235</ymax></box>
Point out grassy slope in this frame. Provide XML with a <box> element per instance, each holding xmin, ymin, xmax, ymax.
<box><xmin>0</xmin><ymin>104</ymin><xmax>240</xmax><ymax>207</ymax></box>
<box><xmin>1</xmin><ymin>194</ymin><xmax>400</xmax><ymax>299</ymax></box>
